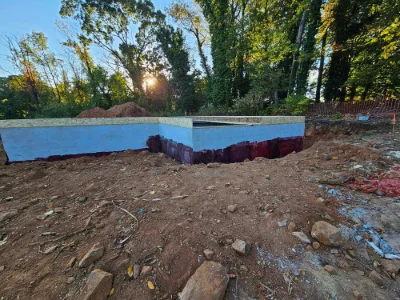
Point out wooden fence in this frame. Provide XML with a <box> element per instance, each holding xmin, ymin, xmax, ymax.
<box><xmin>307</xmin><ymin>99</ymin><xmax>400</xmax><ymax>116</ymax></box>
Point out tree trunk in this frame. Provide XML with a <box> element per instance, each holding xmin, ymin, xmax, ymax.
<box><xmin>194</xmin><ymin>29</ymin><xmax>211</xmax><ymax>81</ymax></box>
<box><xmin>323</xmin><ymin>0</ymin><xmax>352</xmax><ymax>102</ymax></box>
<box><xmin>288</xmin><ymin>9</ymin><xmax>308</xmax><ymax>96</ymax></box>
<box><xmin>274</xmin><ymin>90</ymin><xmax>279</xmax><ymax>108</ymax></box>
<box><xmin>296</xmin><ymin>0</ymin><xmax>323</xmax><ymax>95</ymax></box>
<box><xmin>315</xmin><ymin>33</ymin><xmax>327</xmax><ymax>103</ymax></box>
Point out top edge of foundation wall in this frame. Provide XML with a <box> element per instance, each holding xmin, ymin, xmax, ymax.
<box><xmin>0</xmin><ymin>116</ymin><xmax>304</xmax><ymax>129</ymax></box>
<box><xmin>0</xmin><ymin>117</ymin><xmax>160</xmax><ymax>129</ymax></box>
<box><xmin>190</xmin><ymin>116</ymin><xmax>305</xmax><ymax>125</ymax></box>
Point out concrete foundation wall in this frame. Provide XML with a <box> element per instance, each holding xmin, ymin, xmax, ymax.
<box><xmin>1</xmin><ymin>124</ymin><xmax>158</xmax><ymax>162</ymax></box>
<box><xmin>0</xmin><ymin>116</ymin><xmax>305</xmax><ymax>163</ymax></box>
<box><xmin>192</xmin><ymin>123</ymin><xmax>305</xmax><ymax>151</ymax></box>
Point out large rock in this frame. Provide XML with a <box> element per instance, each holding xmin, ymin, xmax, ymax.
<box><xmin>78</xmin><ymin>269</ymin><xmax>113</xmax><ymax>300</ymax></box>
<box><xmin>311</xmin><ymin>221</ymin><xmax>344</xmax><ymax>246</ymax></box>
<box><xmin>0</xmin><ymin>209</ymin><xmax>18</xmax><ymax>223</ymax></box>
<box><xmin>79</xmin><ymin>243</ymin><xmax>104</xmax><ymax>268</ymax></box>
<box><xmin>380</xmin><ymin>259</ymin><xmax>400</xmax><ymax>278</ymax></box>
<box><xmin>180</xmin><ymin>261</ymin><xmax>229</xmax><ymax>300</ymax></box>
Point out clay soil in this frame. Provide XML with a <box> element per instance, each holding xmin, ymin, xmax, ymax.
<box><xmin>0</xmin><ymin>129</ymin><xmax>400</xmax><ymax>299</ymax></box>
<box><xmin>76</xmin><ymin>102</ymin><xmax>152</xmax><ymax>118</ymax></box>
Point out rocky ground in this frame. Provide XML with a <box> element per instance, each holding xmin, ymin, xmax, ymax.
<box><xmin>1</xmin><ymin>121</ymin><xmax>400</xmax><ymax>300</ymax></box>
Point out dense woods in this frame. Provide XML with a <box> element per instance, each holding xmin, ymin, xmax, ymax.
<box><xmin>0</xmin><ymin>0</ymin><xmax>399</xmax><ymax>119</ymax></box>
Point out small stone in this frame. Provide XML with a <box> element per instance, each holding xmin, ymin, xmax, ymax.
<box><xmin>277</xmin><ymin>220</ymin><xmax>288</xmax><ymax>227</ymax></box>
<box><xmin>240</xmin><ymin>265</ymin><xmax>248</xmax><ymax>272</ymax></box>
<box><xmin>312</xmin><ymin>242</ymin><xmax>321</xmax><ymax>249</ymax></box>
<box><xmin>354</xmin><ymin>269</ymin><xmax>365</xmax><ymax>276</ymax></box>
<box><xmin>373</xmin><ymin>261</ymin><xmax>380</xmax><ymax>269</ymax></box>
<box><xmin>368</xmin><ymin>270</ymin><xmax>385</xmax><ymax>286</ymax></box>
<box><xmin>76</xmin><ymin>196</ymin><xmax>88</xmax><ymax>203</ymax></box>
<box><xmin>36</xmin><ymin>214</ymin><xmax>47</xmax><ymax>220</ymax></box>
<box><xmin>323</xmin><ymin>265</ymin><xmax>336</xmax><ymax>274</ymax></box>
<box><xmin>316</xmin><ymin>197</ymin><xmax>325</xmax><ymax>203</ymax></box>
<box><xmin>0</xmin><ymin>209</ymin><xmax>18</xmax><ymax>223</ymax></box>
<box><xmin>348</xmin><ymin>249</ymin><xmax>356</xmax><ymax>257</ymax></box>
<box><xmin>79</xmin><ymin>243</ymin><xmax>104</xmax><ymax>268</ymax></box>
<box><xmin>78</xmin><ymin>269</ymin><xmax>113</xmax><ymax>300</ymax></box>
<box><xmin>180</xmin><ymin>261</ymin><xmax>228</xmax><ymax>300</ymax></box>
<box><xmin>98</xmin><ymin>200</ymin><xmax>111</xmax><ymax>208</ymax></box>
<box><xmin>140</xmin><ymin>266</ymin><xmax>152</xmax><ymax>278</ymax></box>
<box><xmin>227</xmin><ymin>204</ymin><xmax>237</xmax><ymax>213</ymax></box>
<box><xmin>206</xmin><ymin>163</ymin><xmax>220</xmax><ymax>168</ymax></box>
<box><xmin>4</xmin><ymin>196</ymin><xmax>13</xmax><ymax>201</ymax></box>
<box><xmin>221</xmin><ymin>209</ymin><xmax>227</xmax><ymax>214</ymax></box>
<box><xmin>287</xmin><ymin>222</ymin><xmax>296</xmax><ymax>232</ymax></box>
<box><xmin>203</xmin><ymin>249</ymin><xmax>215</xmax><ymax>260</ymax></box>
<box><xmin>353</xmin><ymin>290</ymin><xmax>362</xmax><ymax>300</ymax></box>
<box><xmin>345</xmin><ymin>254</ymin><xmax>353</xmax><ymax>261</ymax></box>
<box><xmin>67</xmin><ymin>276</ymin><xmax>75</xmax><ymax>284</ymax></box>
<box><xmin>67</xmin><ymin>257</ymin><xmax>77</xmax><ymax>268</ymax></box>
<box><xmin>322</xmin><ymin>213</ymin><xmax>334</xmax><ymax>222</ymax></box>
<box><xmin>216</xmin><ymin>219</ymin><xmax>221</xmax><ymax>224</ymax></box>
<box><xmin>306</xmin><ymin>245</ymin><xmax>313</xmax><ymax>251</ymax></box>
<box><xmin>232</xmin><ymin>239</ymin><xmax>250</xmax><ymax>255</ymax></box>
<box><xmin>54</xmin><ymin>207</ymin><xmax>63</xmax><ymax>213</ymax></box>
<box><xmin>133</xmin><ymin>265</ymin><xmax>140</xmax><ymax>279</ymax></box>
<box><xmin>264</xmin><ymin>175</ymin><xmax>271</xmax><ymax>180</ymax></box>
<box><xmin>151</xmin><ymin>207</ymin><xmax>160</xmax><ymax>213</ymax></box>
<box><xmin>330</xmin><ymin>249</ymin><xmax>339</xmax><ymax>254</ymax></box>
<box><xmin>292</xmin><ymin>232</ymin><xmax>311</xmax><ymax>244</ymax></box>
<box><xmin>0</xmin><ymin>266</ymin><xmax>4</xmax><ymax>271</ymax></box>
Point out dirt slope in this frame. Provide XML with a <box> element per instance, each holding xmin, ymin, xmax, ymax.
<box><xmin>0</xmin><ymin>133</ymin><xmax>399</xmax><ymax>299</ymax></box>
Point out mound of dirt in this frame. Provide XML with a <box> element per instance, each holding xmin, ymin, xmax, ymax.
<box><xmin>76</xmin><ymin>102</ymin><xmax>152</xmax><ymax>118</ymax></box>
<box><xmin>107</xmin><ymin>102</ymin><xmax>152</xmax><ymax>117</ymax></box>
<box><xmin>76</xmin><ymin>107</ymin><xmax>114</xmax><ymax>118</ymax></box>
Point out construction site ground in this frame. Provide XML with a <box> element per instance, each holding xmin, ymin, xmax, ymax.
<box><xmin>0</xmin><ymin>117</ymin><xmax>400</xmax><ymax>300</ymax></box>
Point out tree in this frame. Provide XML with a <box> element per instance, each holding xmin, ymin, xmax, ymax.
<box><xmin>157</xmin><ymin>26</ymin><xmax>198</xmax><ymax>113</ymax></box>
<box><xmin>169</xmin><ymin>0</ymin><xmax>211</xmax><ymax>80</ymax></box>
<box><xmin>296</xmin><ymin>0</ymin><xmax>324</xmax><ymax>96</ymax></box>
<box><xmin>196</xmin><ymin>0</ymin><xmax>235</xmax><ymax>106</ymax></box>
<box><xmin>60</xmin><ymin>0</ymin><xmax>165</xmax><ymax>97</ymax></box>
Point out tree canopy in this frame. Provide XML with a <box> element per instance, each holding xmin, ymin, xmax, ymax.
<box><xmin>0</xmin><ymin>0</ymin><xmax>399</xmax><ymax>119</ymax></box>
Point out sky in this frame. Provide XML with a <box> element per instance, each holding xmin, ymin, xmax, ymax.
<box><xmin>0</xmin><ymin>0</ymin><xmax>171</xmax><ymax>77</ymax></box>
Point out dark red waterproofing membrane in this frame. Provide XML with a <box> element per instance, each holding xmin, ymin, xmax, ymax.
<box><xmin>146</xmin><ymin>135</ymin><xmax>303</xmax><ymax>164</ymax></box>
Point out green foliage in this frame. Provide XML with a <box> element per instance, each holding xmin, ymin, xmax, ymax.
<box><xmin>232</xmin><ymin>92</ymin><xmax>266</xmax><ymax>116</ymax></box>
<box><xmin>156</xmin><ymin>26</ymin><xmax>199</xmax><ymax>113</ymax></box>
<box><xmin>277</xmin><ymin>95</ymin><xmax>312</xmax><ymax>116</ymax></box>
<box><xmin>331</xmin><ymin>113</ymin><xmax>343</xmax><ymax>119</ymax></box>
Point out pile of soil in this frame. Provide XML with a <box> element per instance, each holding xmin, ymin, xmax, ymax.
<box><xmin>108</xmin><ymin>102</ymin><xmax>152</xmax><ymax>117</ymax></box>
<box><xmin>76</xmin><ymin>107</ymin><xmax>113</xmax><ymax>118</ymax></box>
<box><xmin>76</xmin><ymin>102</ymin><xmax>152</xmax><ymax>118</ymax></box>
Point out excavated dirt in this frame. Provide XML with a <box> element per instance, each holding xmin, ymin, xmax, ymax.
<box><xmin>76</xmin><ymin>102</ymin><xmax>152</xmax><ymax>118</ymax></box>
<box><xmin>0</xmin><ymin>130</ymin><xmax>400</xmax><ymax>299</ymax></box>
<box><xmin>107</xmin><ymin>102</ymin><xmax>152</xmax><ymax>118</ymax></box>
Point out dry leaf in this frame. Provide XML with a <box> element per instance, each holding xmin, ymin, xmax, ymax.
<box><xmin>127</xmin><ymin>265</ymin><xmax>134</xmax><ymax>278</ymax></box>
<box><xmin>147</xmin><ymin>281</ymin><xmax>155</xmax><ymax>290</ymax></box>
